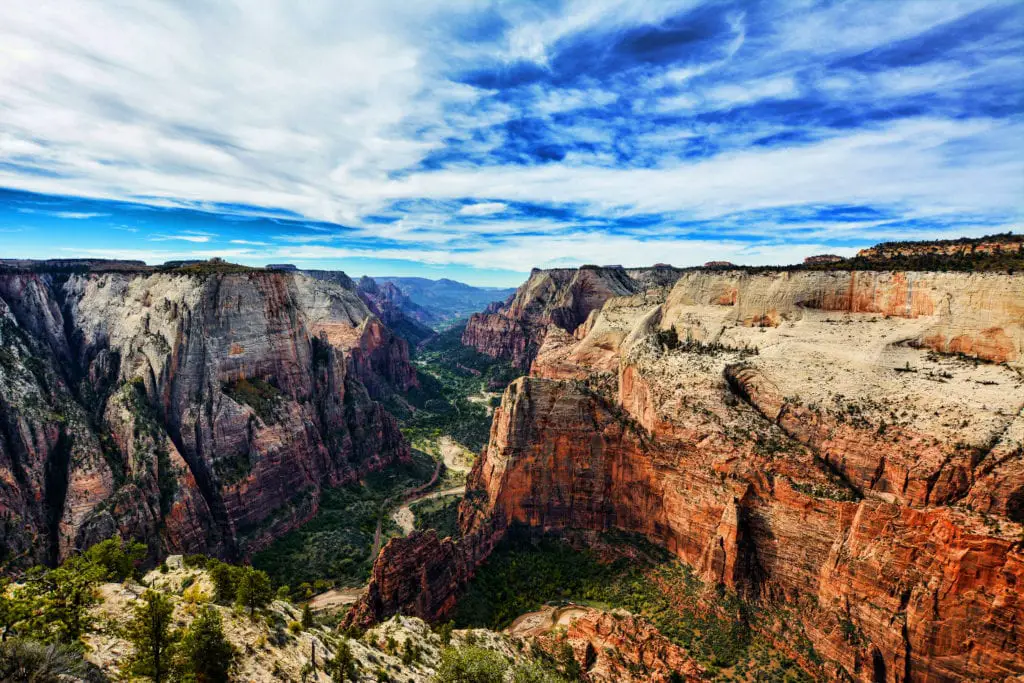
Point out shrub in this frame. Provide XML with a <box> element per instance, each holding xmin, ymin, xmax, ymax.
<box><xmin>0</xmin><ymin>639</ymin><xmax>90</xmax><ymax>682</ymax></box>
<box><xmin>435</xmin><ymin>646</ymin><xmax>508</xmax><ymax>683</ymax></box>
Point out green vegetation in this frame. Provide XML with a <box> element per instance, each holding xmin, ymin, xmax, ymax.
<box><xmin>395</xmin><ymin>324</ymin><xmax>519</xmax><ymax>452</ymax></box>
<box><xmin>251</xmin><ymin>450</ymin><xmax>436</xmax><ymax>591</ymax></box>
<box><xmin>328</xmin><ymin>638</ymin><xmax>357</xmax><ymax>682</ymax></box>
<box><xmin>454</xmin><ymin>532</ymin><xmax>813</xmax><ymax>681</ymax></box>
<box><xmin>0</xmin><ymin>639</ymin><xmax>93</xmax><ymax>682</ymax></box>
<box><xmin>435</xmin><ymin>645</ymin><xmax>509</xmax><ymax>683</ymax></box>
<box><xmin>411</xmin><ymin>495</ymin><xmax>463</xmax><ymax>539</ymax></box>
<box><xmin>178</xmin><ymin>605</ymin><xmax>236</xmax><ymax>682</ymax></box>
<box><xmin>656</xmin><ymin>327</ymin><xmax>759</xmax><ymax>357</ymax></box>
<box><xmin>234</xmin><ymin>566</ymin><xmax>273</xmax><ymax>615</ymax></box>
<box><xmin>125</xmin><ymin>590</ymin><xmax>178</xmax><ymax>683</ymax></box>
<box><xmin>221</xmin><ymin>377</ymin><xmax>282</xmax><ymax>424</ymax></box>
<box><xmin>161</xmin><ymin>259</ymin><xmax>260</xmax><ymax>275</ymax></box>
<box><xmin>0</xmin><ymin>536</ymin><xmax>148</xmax><ymax>649</ymax></box>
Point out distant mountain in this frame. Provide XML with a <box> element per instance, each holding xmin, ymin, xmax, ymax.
<box><xmin>355</xmin><ymin>276</ymin><xmax>436</xmax><ymax>346</ymax></box>
<box><xmin>371</xmin><ymin>276</ymin><xmax>516</xmax><ymax>329</ymax></box>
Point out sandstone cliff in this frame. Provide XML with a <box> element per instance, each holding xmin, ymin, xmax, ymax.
<box><xmin>354</xmin><ymin>264</ymin><xmax>1024</xmax><ymax>682</ymax></box>
<box><xmin>462</xmin><ymin>264</ymin><xmax>682</xmax><ymax>369</ymax></box>
<box><xmin>0</xmin><ymin>268</ymin><xmax>413</xmax><ymax>568</ymax></box>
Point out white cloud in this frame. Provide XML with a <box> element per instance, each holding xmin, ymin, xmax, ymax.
<box><xmin>457</xmin><ymin>202</ymin><xmax>507</xmax><ymax>216</ymax></box>
<box><xmin>17</xmin><ymin>208</ymin><xmax>109</xmax><ymax>219</ymax></box>
<box><xmin>151</xmin><ymin>234</ymin><xmax>211</xmax><ymax>243</ymax></box>
<box><xmin>0</xmin><ymin>0</ymin><xmax>1019</xmax><ymax>274</ymax></box>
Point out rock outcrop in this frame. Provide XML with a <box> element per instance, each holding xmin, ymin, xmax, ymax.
<box><xmin>462</xmin><ymin>265</ymin><xmax>682</xmax><ymax>369</ymax></box>
<box><xmin>354</xmin><ymin>262</ymin><xmax>1024</xmax><ymax>682</ymax></box>
<box><xmin>0</xmin><ymin>268</ymin><xmax>413</xmax><ymax>567</ymax></box>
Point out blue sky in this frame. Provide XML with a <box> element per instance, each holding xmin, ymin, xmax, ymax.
<box><xmin>0</xmin><ymin>0</ymin><xmax>1020</xmax><ymax>286</ymax></box>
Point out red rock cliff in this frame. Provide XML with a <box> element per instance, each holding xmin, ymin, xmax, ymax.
<box><xmin>354</xmin><ymin>263</ymin><xmax>1024</xmax><ymax>683</ymax></box>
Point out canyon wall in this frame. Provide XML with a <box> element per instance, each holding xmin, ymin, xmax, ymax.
<box><xmin>355</xmin><ymin>266</ymin><xmax>1024</xmax><ymax>682</ymax></box>
<box><xmin>462</xmin><ymin>265</ymin><xmax>682</xmax><ymax>369</ymax></box>
<box><xmin>0</xmin><ymin>268</ymin><xmax>413</xmax><ymax>568</ymax></box>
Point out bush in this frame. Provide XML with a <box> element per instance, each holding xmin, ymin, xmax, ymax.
<box><xmin>435</xmin><ymin>646</ymin><xmax>508</xmax><ymax>683</ymax></box>
<box><xmin>512</xmin><ymin>660</ymin><xmax>570</xmax><ymax>683</ymax></box>
<box><xmin>0</xmin><ymin>639</ymin><xmax>91</xmax><ymax>683</ymax></box>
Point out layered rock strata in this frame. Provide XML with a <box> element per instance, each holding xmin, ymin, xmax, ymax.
<box><xmin>354</xmin><ymin>266</ymin><xmax>1024</xmax><ymax>683</ymax></box>
<box><xmin>0</xmin><ymin>269</ymin><xmax>412</xmax><ymax>567</ymax></box>
<box><xmin>462</xmin><ymin>265</ymin><xmax>682</xmax><ymax>369</ymax></box>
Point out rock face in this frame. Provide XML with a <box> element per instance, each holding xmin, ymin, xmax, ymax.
<box><xmin>462</xmin><ymin>265</ymin><xmax>682</xmax><ymax>369</ymax></box>
<box><xmin>353</xmin><ymin>276</ymin><xmax>435</xmax><ymax>347</ymax></box>
<box><xmin>354</xmin><ymin>264</ymin><xmax>1024</xmax><ymax>683</ymax></box>
<box><xmin>0</xmin><ymin>269</ymin><xmax>413</xmax><ymax>567</ymax></box>
<box><xmin>857</xmin><ymin>233</ymin><xmax>1024</xmax><ymax>260</ymax></box>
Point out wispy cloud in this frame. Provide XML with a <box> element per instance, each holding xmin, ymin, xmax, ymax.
<box><xmin>150</xmin><ymin>233</ymin><xmax>212</xmax><ymax>243</ymax></box>
<box><xmin>0</xmin><ymin>0</ymin><xmax>1019</xmax><ymax>280</ymax></box>
<box><xmin>17</xmin><ymin>208</ymin><xmax>109</xmax><ymax>219</ymax></box>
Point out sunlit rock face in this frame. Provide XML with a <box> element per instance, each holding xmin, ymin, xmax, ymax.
<box><xmin>0</xmin><ymin>269</ymin><xmax>412</xmax><ymax>566</ymax></box>
<box><xmin>462</xmin><ymin>264</ymin><xmax>683</xmax><ymax>370</ymax></box>
<box><xmin>356</xmin><ymin>265</ymin><xmax>1024</xmax><ymax>683</ymax></box>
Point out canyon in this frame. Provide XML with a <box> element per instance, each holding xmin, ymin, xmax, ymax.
<box><xmin>0</xmin><ymin>264</ymin><xmax>414</xmax><ymax>568</ymax></box>
<box><xmin>355</xmin><ymin>251</ymin><xmax>1024</xmax><ymax>682</ymax></box>
<box><xmin>2</xmin><ymin>238</ymin><xmax>1022</xmax><ymax>682</ymax></box>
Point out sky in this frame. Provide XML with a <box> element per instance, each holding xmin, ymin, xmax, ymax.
<box><xmin>0</xmin><ymin>1</ymin><xmax>1021</xmax><ymax>286</ymax></box>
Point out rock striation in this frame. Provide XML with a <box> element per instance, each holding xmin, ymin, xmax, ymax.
<box><xmin>0</xmin><ymin>268</ymin><xmax>413</xmax><ymax>568</ymax></box>
<box><xmin>462</xmin><ymin>264</ymin><xmax>682</xmax><ymax>369</ymax></box>
<box><xmin>354</xmin><ymin>261</ymin><xmax>1024</xmax><ymax>682</ymax></box>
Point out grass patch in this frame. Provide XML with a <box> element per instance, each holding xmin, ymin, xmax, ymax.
<box><xmin>251</xmin><ymin>450</ymin><xmax>436</xmax><ymax>590</ymax></box>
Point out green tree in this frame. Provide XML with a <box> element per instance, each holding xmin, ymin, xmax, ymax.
<box><xmin>328</xmin><ymin>638</ymin><xmax>357</xmax><ymax>682</ymax></box>
<box><xmin>178</xmin><ymin>605</ymin><xmax>235</xmax><ymax>682</ymax></box>
<box><xmin>18</xmin><ymin>557</ymin><xmax>104</xmax><ymax>643</ymax></box>
<box><xmin>435</xmin><ymin>646</ymin><xmax>509</xmax><ymax>683</ymax></box>
<box><xmin>83</xmin><ymin>536</ymin><xmax>148</xmax><ymax>581</ymax></box>
<box><xmin>125</xmin><ymin>590</ymin><xmax>179</xmax><ymax>682</ymax></box>
<box><xmin>301</xmin><ymin>603</ymin><xmax>314</xmax><ymax>629</ymax></box>
<box><xmin>436</xmin><ymin>620</ymin><xmax>454</xmax><ymax>646</ymax></box>
<box><xmin>234</xmin><ymin>566</ymin><xmax>272</xmax><ymax>616</ymax></box>
<box><xmin>207</xmin><ymin>561</ymin><xmax>240</xmax><ymax>605</ymax></box>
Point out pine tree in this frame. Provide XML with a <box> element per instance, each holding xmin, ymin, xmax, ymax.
<box><xmin>207</xmin><ymin>561</ymin><xmax>240</xmax><ymax>605</ymax></box>
<box><xmin>126</xmin><ymin>590</ymin><xmax>179</xmax><ymax>682</ymax></box>
<box><xmin>328</xmin><ymin>638</ymin><xmax>357</xmax><ymax>683</ymax></box>
<box><xmin>301</xmin><ymin>603</ymin><xmax>314</xmax><ymax>629</ymax></box>
<box><xmin>18</xmin><ymin>557</ymin><xmax>105</xmax><ymax>643</ymax></box>
<box><xmin>178</xmin><ymin>605</ymin><xmax>235</xmax><ymax>682</ymax></box>
<box><xmin>234</xmin><ymin>566</ymin><xmax>272</xmax><ymax>616</ymax></box>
